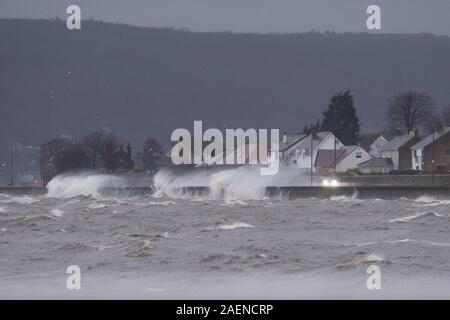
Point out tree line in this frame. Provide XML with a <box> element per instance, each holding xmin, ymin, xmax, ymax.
<box><xmin>42</xmin><ymin>129</ymin><xmax>165</xmax><ymax>182</ymax></box>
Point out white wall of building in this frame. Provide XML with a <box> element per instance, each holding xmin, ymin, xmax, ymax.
<box><xmin>412</xmin><ymin>148</ymin><xmax>423</xmax><ymax>170</ymax></box>
<box><xmin>337</xmin><ymin>147</ymin><xmax>372</xmax><ymax>172</ymax></box>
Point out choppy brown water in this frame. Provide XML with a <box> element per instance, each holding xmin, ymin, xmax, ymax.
<box><xmin>1</xmin><ymin>173</ymin><xmax>450</xmax><ymax>298</ymax></box>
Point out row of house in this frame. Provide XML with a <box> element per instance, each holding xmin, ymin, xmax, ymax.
<box><xmin>279</xmin><ymin>131</ymin><xmax>372</xmax><ymax>173</ymax></box>
<box><xmin>168</xmin><ymin>127</ymin><xmax>450</xmax><ymax>174</ymax></box>
<box><xmin>281</xmin><ymin>127</ymin><xmax>450</xmax><ymax>174</ymax></box>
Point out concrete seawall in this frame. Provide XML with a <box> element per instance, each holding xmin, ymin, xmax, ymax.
<box><xmin>265</xmin><ymin>186</ymin><xmax>450</xmax><ymax>200</ymax></box>
<box><xmin>340</xmin><ymin>174</ymin><xmax>450</xmax><ymax>186</ymax></box>
<box><xmin>151</xmin><ymin>185</ymin><xmax>450</xmax><ymax>200</ymax></box>
<box><xmin>2</xmin><ymin>185</ymin><xmax>450</xmax><ymax>200</ymax></box>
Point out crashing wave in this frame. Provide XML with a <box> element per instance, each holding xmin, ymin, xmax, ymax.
<box><xmin>336</xmin><ymin>253</ymin><xmax>385</xmax><ymax>269</ymax></box>
<box><xmin>388</xmin><ymin>211</ymin><xmax>444</xmax><ymax>223</ymax></box>
<box><xmin>47</xmin><ymin>173</ymin><xmax>123</xmax><ymax>199</ymax></box>
<box><xmin>217</xmin><ymin>222</ymin><xmax>254</xmax><ymax>230</ymax></box>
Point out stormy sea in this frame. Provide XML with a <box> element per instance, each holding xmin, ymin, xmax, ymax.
<box><xmin>1</xmin><ymin>167</ymin><xmax>450</xmax><ymax>299</ymax></box>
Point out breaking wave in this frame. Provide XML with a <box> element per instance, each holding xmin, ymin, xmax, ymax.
<box><xmin>153</xmin><ymin>167</ymin><xmax>311</xmax><ymax>200</ymax></box>
<box><xmin>46</xmin><ymin>173</ymin><xmax>123</xmax><ymax>199</ymax></box>
<box><xmin>218</xmin><ymin>222</ymin><xmax>254</xmax><ymax>230</ymax></box>
<box><xmin>148</xmin><ymin>201</ymin><xmax>177</xmax><ymax>206</ymax></box>
<box><xmin>50</xmin><ymin>208</ymin><xmax>64</xmax><ymax>217</ymax></box>
<box><xmin>0</xmin><ymin>194</ymin><xmax>39</xmax><ymax>204</ymax></box>
<box><xmin>389</xmin><ymin>239</ymin><xmax>450</xmax><ymax>247</ymax></box>
<box><xmin>336</xmin><ymin>253</ymin><xmax>385</xmax><ymax>269</ymax></box>
<box><xmin>388</xmin><ymin>211</ymin><xmax>445</xmax><ymax>223</ymax></box>
<box><xmin>329</xmin><ymin>194</ymin><xmax>359</xmax><ymax>202</ymax></box>
<box><xmin>414</xmin><ymin>196</ymin><xmax>450</xmax><ymax>206</ymax></box>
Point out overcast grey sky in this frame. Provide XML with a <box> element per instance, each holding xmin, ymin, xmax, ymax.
<box><xmin>1</xmin><ymin>0</ymin><xmax>450</xmax><ymax>35</ymax></box>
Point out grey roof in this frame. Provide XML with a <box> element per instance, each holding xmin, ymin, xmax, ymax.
<box><xmin>292</xmin><ymin>132</ymin><xmax>333</xmax><ymax>155</ymax></box>
<box><xmin>411</xmin><ymin>127</ymin><xmax>450</xmax><ymax>150</ymax></box>
<box><xmin>358</xmin><ymin>158</ymin><xmax>394</xmax><ymax>168</ymax></box>
<box><xmin>380</xmin><ymin>134</ymin><xmax>415</xmax><ymax>151</ymax></box>
<box><xmin>280</xmin><ymin>134</ymin><xmax>306</xmax><ymax>151</ymax></box>
<box><xmin>369</xmin><ymin>135</ymin><xmax>389</xmax><ymax>147</ymax></box>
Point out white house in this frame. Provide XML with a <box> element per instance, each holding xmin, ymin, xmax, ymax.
<box><xmin>281</xmin><ymin>132</ymin><xmax>344</xmax><ymax>171</ymax></box>
<box><xmin>315</xmin><ymin>145</ymin><xmax>372</xmax><ymax>173</ymax></box>
<box><xmin>369</xmin><ymin>135</ymin><xmax>389</xmax><ymax>158</ymax></box>
<box><xmin>410</xmin><ymin>127</ymin><xmax>450</xmax><ymax>170</ymax></box>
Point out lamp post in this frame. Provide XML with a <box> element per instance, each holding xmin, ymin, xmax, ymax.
<box><xmin>1</xmin><ymin>162</ymin><xmax>6</xmax><ymax>186</ymax></box>
<box><xmin>310</xmin><ymin>132</ymin><xmax>314</xmax><ymax>186</ymax></box>
<box><xmin>334</xmin><ymin>137</ymin><xmax>337</xmax><ymax>174</ymax></box>
<box><xmin>9</xmin><ymin>142</ymin><xmax>14</xmax><ymax>186</ymax></box>
<box><xmin>432</xmin><ymin>129</ymin><xmax>435</xmax><ymax>186</ymax></box>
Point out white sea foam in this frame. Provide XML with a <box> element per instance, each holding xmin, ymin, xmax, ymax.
<box><xmin>0</xmin><ymin>194</ymin><xmax>39</xmax><ymax>204</ymax></box>
<box><xmin>336</xmin><ymin>253</ymin><xmax>384</xmax><ymax>269</ymax></box>
<box><xmin>388</xmin><ymin>211</ymin><xmax>444</xmax><ymax>223</ymax></box>
<box><xmin>87</xmin><ymin>203</ymin><xmax>107</xmax><ymax>209</ymax></box>
<box><xmin>149</xmin><ymin>201</ymin><xmax>177</xmax><ymax>206</ymax></box>
<box><xmin>329</xmin><ymin>193</ymin><xmax>359</xmax><ymax>202</ymax></box>
<box><xmin>414</xmin><ymin>196</ymin><xmax>450</xmax><ymax>206</ymax></box>
<box><xmin>390</xmin><ymin>239</ymin><xmax>450</xmax><ymax>247</ymax></box>
<box><xmin>50</xmin><ymin>208</ymin><xmax>64</xmax><ymax>217</ymax></box>
<box><xmin>415</xmin><ymin>196</ymin><xmax>438</xmax><ymax>203</ymax></box>
<box><xmin>47</xmin><ymin>173</ymin><xmax>123</xmax><ymax>199</ymax></box>
<box><xmin>361</xmin><ymin>253</ymin><xmax>384</xmax><ymax>263</ymax></box>
<box><xmin>220</xmin><ymin>199</ymin><xmax>248</xmax><ymax>206</ymax></box>
<box><xmin>218</xmin><ymin>222</ymin><xmax>254</xmax><ymax>230</ymax></box>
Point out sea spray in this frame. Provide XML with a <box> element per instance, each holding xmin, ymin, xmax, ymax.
<box><xmin>153</xmin><ymin>166</ymin><xmax>313</xmax><ymax>200</ymax></box>
<box><xmin>153</xmin><ymin>168</ymin><xmax>209</xmax><ymax>198</ymax></box>
<box><xmin>47</xmin><ymin>173</ymin><xmax>123</xmax><ymax>199</ymax></box>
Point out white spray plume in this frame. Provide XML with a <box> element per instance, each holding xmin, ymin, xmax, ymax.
<box><xmin>153</xmin><ymin>166</ymin><xmax>313</xmax><ymax>200</ymax></box>
<box><xmin>46</xmin><ymin>173</ymin><xmax>123</xmax><ymax>199</ymax></box>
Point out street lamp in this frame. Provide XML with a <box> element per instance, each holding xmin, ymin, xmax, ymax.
<box><xmin>9</xmin><ymin>142</ymin><xmax>15</xmax><ymax>186</ymax></box>
<box><xmin>310</xmin><ymin>132</ymin><xmax>314</xmax><ymax>187</ymax></box>
<box><xmin>334</xmin><ymin>137</ymin><xmax>337</xmax><ymax>174</ymax></box>
<box><xmin>432</xmin><ymin>129</ymin><xmax>435</xmax><ymax>186</ymax></box>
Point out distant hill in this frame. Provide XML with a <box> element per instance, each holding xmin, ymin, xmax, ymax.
<box><xmin>1</xmin><ymin>19</ymin><xmax>450</xmax><ymax>158</ymax></box>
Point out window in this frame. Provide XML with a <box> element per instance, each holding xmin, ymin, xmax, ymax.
<box><xmin>356</xmin><ymin>152</ymin><xmax>362</xmax><ymax>159</ymax></box>
<box><xmin>446</xmin><ymin>149</ymin><xmax>450</xmax><ymax>156</ymax></box>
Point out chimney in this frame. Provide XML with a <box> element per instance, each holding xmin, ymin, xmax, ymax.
<box><xmin>283</xmin><ymin>133</ymin><xmax>288</xmax><ymax>143</ymax></box>
<box><xmin>409</xmin><ymin>130</ymin><xmax>415</xmax><ymax>136</ymax></box>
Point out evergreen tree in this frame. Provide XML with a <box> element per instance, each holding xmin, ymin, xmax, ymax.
<box><xmin>302</xmin><ymin>119</ymin><xmax>321</xmax><ymax>135</ymax></box>
<box><xmin>321</xmin><ymin>91</ymin><xmax>361</xmax><ymax>145</ymax></box>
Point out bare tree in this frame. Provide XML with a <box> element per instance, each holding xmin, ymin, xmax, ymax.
<box><xmin>82</xmin><ymin>130</ymin><xmax>104</xmax><ymax>169</ymax></box>
<box><xmin>82</xmin><ymin>129</ymin><xmax>122</xmax><ymax>172</ymax></box>
<box><xmin>439</xmin><ymin>105</ymin><xmax>450</xmax><ymax>127</ymax></box>
<box><xmin>139</xmin><ymin>137</ymin><xmax>165</xmax><ymax>172</ymax></box>
<box><xmin>385</xmin><ymin>91</ymin><xmax>435</xmax><ymax>133</ymax></box>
